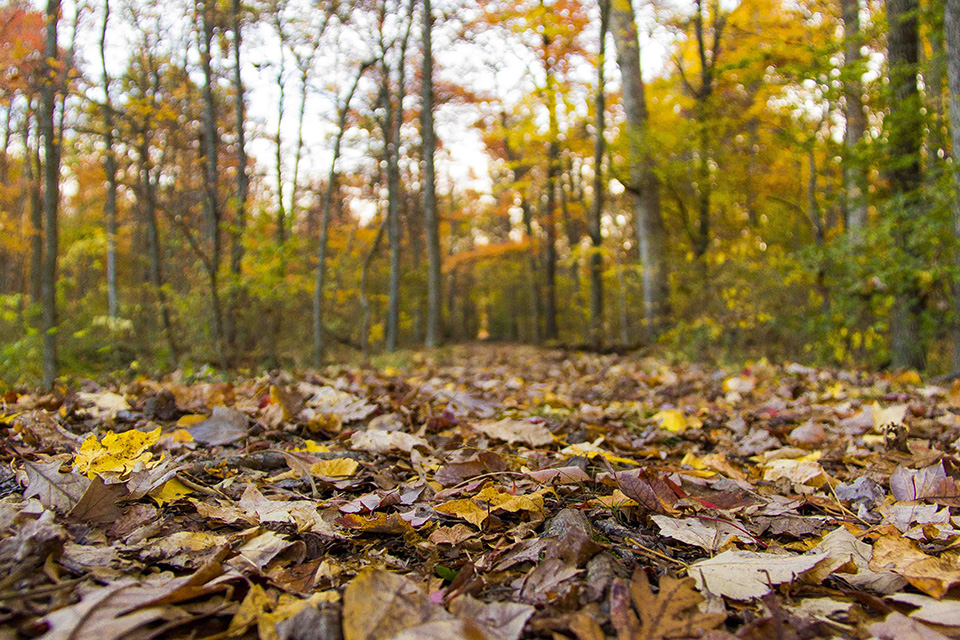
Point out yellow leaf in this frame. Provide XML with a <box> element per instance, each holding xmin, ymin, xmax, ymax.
<box><xmin>73</xmin><ymin>427</ymin><xmax>162</xmax><ymax>478</ymax></box>
<box><xmin>435</xmin><ymin>498</ymin><xmax>489</xmax><ymax>528</ymax></box>
<box><xmin>169</xmin><ymin>428</ymin><xmax>194</xmax><ymax>443</ymax></box>
<box><xmin>653</xmin><ymin>409</ymin><xmax>700</xmax><ymax>433</ymax></box>
<box><xmin>293</xmin><ymin>440</ymin><xmax>330</xmax><ymax>453</ymax></box>
<box><xmin>895</xmin><ymin>370</ymin><xmax>922</xmax><ymax>386</ymax></box>
<box><xmin>309</xmin><ymin>458</ymin><xmax>359</xmax><ymax>478</ymax></box>
<box><xmin>681</xmin><ymin>452</ymin><xmax>707</xmax><ymax>470</ymax></box>
<box><xmin>176</xmin><ymin>414</ymin><xmax>208</xmax><ymax>427</ymax></box>
<box><xmin>150</xmin><ymin>478</ymin><xmax>193</xmax><ymax>506</ymax></box>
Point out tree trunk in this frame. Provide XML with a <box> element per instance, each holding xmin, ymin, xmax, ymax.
<box><xmin>542</xmin><ymin>35</ymin><xmax>560</xmax><ymax>342</ymax></box>
<box><xmin>384</xmin><ymin>0</ymin><xmax>415</xmax><ymax>353</ymax></box>
<box><xmin>198</xmin><ymin>0</ymin><xmax>225</xmax><ymax>365</ymax></box>
<box><xmin>361</xmin><ymin>218</ymin><xmax>387</xmax><ymax>362</ymax></box>
<box><xmin>226</xmin><ymin>0</ymin><xmax>249</xmax><ymax>358</ymax></box>
<box><xmin>590</xmin><ymin>0</ymin><xmax>609</xmax><ymax>348</ymax></box>
<box><xmin>609</xmin><ymin>0</ymin><xmax>668</xmax><ymax>340</ymax></box>
<box><xmin>314</xmin><ymin>61</ymin><xmax>371</xmax><ymax>366</ymax></box>
<box><xmin>40</xmin><ymin>0</ymin><xmax>60</xmax><ymax>388</ymax></box>
<box><xmin>946</xmin><ymin>0</ymin><xmax>960</xmax><ymax>370</ymax></box>
<box><xmin>100</xmin><ymin>0</ymin><xmax>119</xmax><ymax>320</ymax></box>
<box><xmin>886</xmin><ymin>0</ymin><xmax>925</xmax><ymax>370</ymax></box>
<box><xmin>139</xmin><ymin>141</ymin><xmax>178</xmax><ymax>369</ymax></box>
<box><xmin>842</xmin><ymin>0</ymin><xmax>868</xmax><ymax>239</ymax></box>
<box><xmin>24</xmin><ymin>111</ymin><xmax>42</xmax><ymax>307</ymax></box>
<box><xmin>422</xmin><ymin>0</ymin><xmax>442</xmax><ymax>349</ymax></box>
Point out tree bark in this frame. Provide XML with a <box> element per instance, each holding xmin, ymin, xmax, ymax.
<box><xmin>422</xmin><ymin>0</ymin><xmax>442</xmax><ymax>349</ymax></box>
<box><xmin>198</xmin><ymin>0</ymin><xmax>225</xmax><ymax>365</ymax></box>
<box><xmin>40</xmin><ymin>0</ymin><xmax>60</xmax><ymax>388</ymax></box>
<box><xmin>609</xmin><ymin>0</ymin><xmax>668</xmax><ymax>340</ymax></box>
<box><xmin>384</xmin><ymin>0</ymin><xmax>415</xmax><ymax>353</ymax></box>
<box><xmin>24</xmin><ymin>110</ymin><xmax>42</xmax><ymax>307</ymax></box>
<box><xmin>841</xmin><ymin>0</ymin><xmax>868</xmax><ymax>239</ymax></box>
<box><xmin>886</xmin><ymin>0</ymin><xmax>925</xmax><ymax>370</ymax></box>
<box><xmin>590</xmin><ymin>0</ymin><xmax>609</xmax><ymax>348</ymax></box>
<box><xmin>226</xmin><ymin>0</ymin><xmax>249</xmax><ymax>357</ymax></box>
<box><xmin>139</xmin><ymin>140</ymin><xmax>178</xmax><ymax>369</ymax></box>
<box><xmin>100</xmin><ymin>0</ymin><xmax>119</xmax><ymax>320</ymax></box>
<box><xmin>946</xmin><ymin>0</ymin><xmax>960</xmax><ymax>370</ymax></box>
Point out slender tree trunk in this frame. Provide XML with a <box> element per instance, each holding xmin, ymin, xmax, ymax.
<box><xmin>609</xmin><ymin>0</ymin><xmax>668</xmax><ymax>340</ymax></box>
<box><xmin>542</xmin><ymin>36</ymin><xmax>560</xmax><ymax>342</ymax></box>
<box><xmin>40</xmin><ymin>0</ymin><xmax>60</xmax><ymax>388</ymax></box>
<box><xmin>543</xmin><ymin>145</ymin><xmax>559</xmax><ymax>341</ymax></box>
<box><xmin>384</xmin><ymin>0</ymin><xmax>414</xmax><ymax>353</ymax></box>
<box><xmin>290</xmin><ymin>63</ymin><xmax>309</xmax><ymax>223</ymax></box>
<box><xmin>226</xmin><ymin>0</ymin><xmax>249</xmax><ymax>358</ymax></box>
<box><xmin>139</xmin><ymin>142</ymin><xmax>178</xmax><ymax>369</ymax></box>
<box><xmin>273</xmin><ymin>28</ymin><xmax>287</xmax><ymax>243</ymax></box>
<box><xmin>198</xmin><ymin>0</ymin><xmax>225</xmax><ymax>365</ymax></box>
<box><xmin>615</xmin><ymin>246</ymin><xmax>629</xmax><ymax>346</ymax></box>
<box><xmin>314</xmin><ymin>61</ymin><xmax>370</xmax><ymax>365</ymax></box>
<box><xmin>422</xmin><ymin>0</ymin><xmax>442</xmax><ymax>349</ymax></box>
<box><xmin>100</xmin><ymin>0</ymin><xmax>119</xmax><ymax>320</ymax></box>
<box><xmin>24</xmin><ymin>112</ymin><xmax>42</xmax><ymax>306</ymax></box>
<box><xmin>946</xmin><ymin>0</ymin><xmax>960</xmax><ymax>370</ymax></box>
<box><xmin>886</xmin><ymin>0</ymin><xmax>925</xmax><ymax>369</ymax></box>
<box><xmin>842</xmin><ymin>0</ymin><xmax>868</xmax><ymax>239</ymax></box>
<box><xmin>361</xmin><ymin>218</ymin><xmax>387</xmax><ymax>362</ymax></box>
<box><xmin>590</xmin><ymin>0</ymin><xmax>609</xmax><ymax>348</ymax></box>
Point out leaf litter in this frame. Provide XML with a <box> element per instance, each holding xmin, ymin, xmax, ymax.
<box><xmin>2</xmin><ymin>345</ymin><xmax>960</xmax><ymax>638</ymax></box>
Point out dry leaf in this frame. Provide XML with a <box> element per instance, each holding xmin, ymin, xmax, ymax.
<box><xmin>688</xmin><ymin>550</ymin><xmax>827</xmax><ymax>601</ymax></box>
<box><xmin>869</xmin><ymin>534</ymin><xmax>960</xmax><ymax>599</ymax></box>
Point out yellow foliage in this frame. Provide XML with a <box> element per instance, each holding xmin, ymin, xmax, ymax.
<box><xmin>73</xmin><ymin>427</ymin><xmax>162</xmax><ymax>479</ymax></box>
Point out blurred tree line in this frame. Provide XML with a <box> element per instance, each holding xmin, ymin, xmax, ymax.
<box><xmin>0</xmin><ymin>0</ymin><xmax>959</xmax><ymax>385</ymax></box>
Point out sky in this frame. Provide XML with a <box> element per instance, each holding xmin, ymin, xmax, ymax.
<box><xmin>52</xmin><ymin>0</ymin><xmax>679</xmax><ymax>214</ymax></box>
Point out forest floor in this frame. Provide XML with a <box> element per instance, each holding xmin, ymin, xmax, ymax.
<box><xmin>2</xmin><ymin>344</ymin><xmax>960</xmax><ymax>640</ymax></box>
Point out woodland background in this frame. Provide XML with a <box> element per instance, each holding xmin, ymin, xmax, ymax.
<box><xmin>0</xmin><ymin>0</ymin><xmax>959</xmax><ymax>385</ymax></box>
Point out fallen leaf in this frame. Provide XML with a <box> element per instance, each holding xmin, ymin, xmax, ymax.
<box><xmin>810</xmin><ymin>527</ymin><xmax>906</xmax><ymax>593</ymax></box>
<box><xmin>652</xmin><ymin>409</ymin><xmax>701</xmax><ymax>434</ymax></box>
<box><xmin>342</xmin><ymin>569</ymin><xmax>450</xmax><ymax>640</ymax></box>
<box><xmin>187</xmin><ymin>406</ymin><xmax>248</xmax><ymax>445</ymax></box>
<box><xmin>870</xmin><ymin>611</ymin><xmax>951</xmax><ymax>640</ymax></box>
<box><xmin>351</xmin><ymin>429</ymin><xmax>431</xmax><ymax>454</ymax></box>
<box><xmin>869</xmin><ymin>534</ymin><xmax>960</xmax><ymax>599</ymax></box>
<box><xmin>471</xmin><ymin>418</ymin><xmax>553</xmax><ymax>447</ymax></box>
<box><xmin>887</xmin><ymin>592</ymin><xmax>960</xmax><ymax>627</ymax></box>
<box><xmin>688</xmin><ymin>550</ymin><xmax>827</xmax><ymax>601</ymax></box>
<box><xmin>652</xmin><ymin>516</ymin><xmax>754</xmax><ymax>552</ymax></box>
<box><xmin>610</xmin><ymin>569</ymin><xmax>725</xmax><ymax>640</ymax></box>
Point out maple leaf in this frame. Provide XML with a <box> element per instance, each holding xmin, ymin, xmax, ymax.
<box><xmin>610</xmin><ymin>570</ymin><xmax>725</xmax><ymax>640</ymax></box>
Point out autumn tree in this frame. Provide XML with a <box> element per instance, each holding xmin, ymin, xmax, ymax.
<box><xmin>886</xmin><ymin>0</ymin><xmax>925</xmax><ymax>369</ymax></box>
<box><xmin>609</xmin><ymin>0</ymin><xmax>668</xmax><ymax>339</ymax></box>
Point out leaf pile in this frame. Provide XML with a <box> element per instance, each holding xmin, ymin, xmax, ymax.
<box><xmin>2</xmin><ymin>345</ymin><xmax>960</xmax><ymax>639</ymax></box>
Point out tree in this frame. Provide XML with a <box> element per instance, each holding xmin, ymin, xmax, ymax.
<box><xmin>589</xmin><ymin>0</ymin><xmax>610</xmax><ymax>348</ymax></box>
<box><xmin>885</xmin><ymin>0</ymin><xmax>924</xmax><ymax>369</ymax></box>
<box><xmin>609</xmin><ymin>0</ymin><xmax>668</xmax><ymax>339</ymax></box>
<box><xmin>226</xmin><ymin>0</ymin><xmax>249</xmax><ymax>359</ymax></box>
<box><xmin>100</xmin><ymin>0</ymin><xmax>119</xmax><ymax>320</ymax></box>
<box><xmin>947</xmin><ymin>0</ymin><xmax>960</xmax><ymax>369</ymax></box>
<box><xmin>314</xmin><ymin>59</ymin><xmax>373</xmax><ymax>365</ymax></box>
<box><xmin>841</xmin><ymin>0</ymin><xmax>867</xmax><ymax>239</ymax></box>
<box><xmin>40</xmin><ymin>0</ymin><xmax>60</xmax><ymax>387</ymax></box>
<box><xmin>422</xmin><ymin>0</ymin><xmax>442</xmax><ymax>348</ymax></box>
<box><xmin>197</xmin><ymin>0</ymin><xmax>225</xmax><ymax>365</ymax></box>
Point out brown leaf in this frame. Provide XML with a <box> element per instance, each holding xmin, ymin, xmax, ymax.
<box><xmin>869</xmin><ymin>534</ymin><xmax>960</xmax><ymax>599</ymax></box>
<box><xmin>342</xmin><ymin>569</ymin><xmax>450</xmax><ymax>640</ymax></box>
<box><xmin>613</xmin><ymin>570</ymin><xmax>725</xmax><ymax>640</ymax></box>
